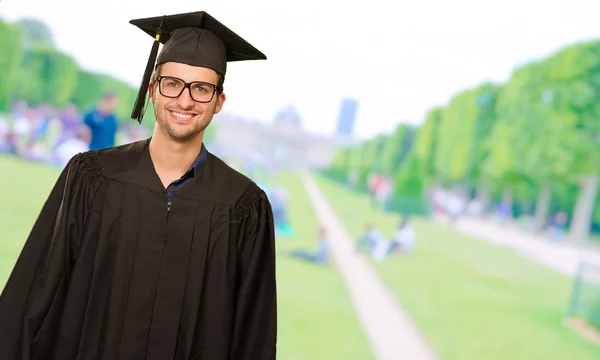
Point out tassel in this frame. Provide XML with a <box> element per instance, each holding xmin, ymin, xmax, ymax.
<box><xmin>131</xmin><ymin>17</ymin><xmax>164</xmax><ymax>123</ymax></box>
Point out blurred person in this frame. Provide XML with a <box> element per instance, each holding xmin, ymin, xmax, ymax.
<box><xmin>21</xmin><ymin>141</ymin><xmax>50</xmax><ymax>163</ymax></box>
<box><xmin>447</xmin><ymin>193</ymin><xmax>465</xmax><ymax>224</ymax></box>
<box><xmin>392</xmin><ymin>217</ymin><xmax>416</xmax><ymax>255</ymax></box>
<box><xmin>30</xmin><ymin>103</ymin><xmax>53</xmax><ymax>143</ymax></box>
<box><xmin>12</xmin><ymin>107</ymin><xmax>34</xmax><ymax>146</ymax></box>
<box><xmin>0</xmin><ymin>117</ymin><xmax>16</xmax><ymax>154</ymax></box>
<box><xmin>0</xmin><ymin>11</ymin><xmax>276</xmax><ymax>360</ymax></box>
<box><xmin>0</xmin><ymin>130</ymin><xmax>17</xmax><ymax>154</ymax></box>
<box><xmin>290</xmin><ymin>226</ymin><xmax>330</xmax><ymax>265</ymax></box>
<box><xmin>11</xmin><ymin>99</ymin><xmax>29</xmax><ymax>117</ymax></box>
<box><xmin>356</xmin><ymin>224</ymin><xmax>382</xmax><ymax>254</ymax></box>
<box><xmin>371</xmin><ymin>217</ymin><xmax>416</xmax><ymax>261</ymax></box>
<box><xmin>496</xmin><ymin>200</ymin><xmax>512</xmax><ymax>224</ymax></box>
<box><xmin>0</xmin><ymin>114</ymin><xmax>8</xmax><ymax>138</ymax></box>
<box><xmin>83</xmin><ymin>92</ymin><xmax>119</xmax><ymax>150</ymax></box>
<box><xmin>58</xmin><ymin>103</ymin><xmax>82</xmax><ymax>141</ymax></box>
<box><xmin>551</xmin><ymin>211</ymin><xmax>568</xmax><ymax>241</ymax></box>
<box><xmin>54</xmin><ymin>125</ymin><xmax>91</xmax><ymax>168</ymax></box>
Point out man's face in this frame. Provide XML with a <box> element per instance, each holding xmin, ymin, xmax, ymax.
<box><xmin>149</xmin><ymin>62</ymin><xmax>226</xmax><ymax>143</ymax></box>
<box><xmin>99</xmin><ymin>96</ymin><xmax>117</xmax><ymax>114</ymax></box>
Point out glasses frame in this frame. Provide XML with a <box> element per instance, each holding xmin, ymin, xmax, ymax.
<box><xmin>156</xmin><ymin>75</ymin><xmax>221</xmax><ymax>103</ymax></box>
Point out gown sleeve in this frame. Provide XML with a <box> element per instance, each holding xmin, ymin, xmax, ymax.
<box><xmin>0</xmin><ymin>152</ymin><xmax>103</xmax><ymax>359</ymax></box>
<box><xmin>230</xmin><ymin>183</ymin><xmax>277</xmax><ymax>360</ymax></box>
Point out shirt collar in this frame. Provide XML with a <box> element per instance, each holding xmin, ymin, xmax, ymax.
<box><xmin>146</xmin><ymin>137</ymin><xmax>208</xmax><ymax>178</ymax></box>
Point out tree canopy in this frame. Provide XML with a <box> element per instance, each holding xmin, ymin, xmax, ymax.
<box><xmin>326</xmin><ymin>39</ymin><xmax>600</xmax><ymax>239</ymax></box>
<box><xmin>0</xmin><ymin>17</ymin><xmax>153</xmax><ymax>127</ymax></box>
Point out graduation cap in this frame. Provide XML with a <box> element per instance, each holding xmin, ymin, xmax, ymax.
<box><xmin>129</xmin><ymin>11</ymin><xmax>267</xmax><ymax>123</ymax></box>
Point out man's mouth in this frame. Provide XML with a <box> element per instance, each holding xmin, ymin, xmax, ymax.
<box><xmin>168</xmin><ymin>110</ymin><xmax>197</xmax><ymax>121</ymax></box>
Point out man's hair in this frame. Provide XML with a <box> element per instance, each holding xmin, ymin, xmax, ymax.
<box><xmin>102</xmin><ymin>91</ymin><xmax>117</xmax><ymax>100</ymax></box>
<box><xmin>151</xmin><ymin>65</ymin><xmax>224</xmax><ymax>95</ymax></box>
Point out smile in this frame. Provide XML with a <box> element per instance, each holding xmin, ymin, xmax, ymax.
<box><xmin>169</xmin><ymin>110</ymin><xmax>196</xmax><ymax>121</ymax></box>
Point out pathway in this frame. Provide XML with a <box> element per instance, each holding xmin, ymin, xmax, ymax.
<box><xmin>301</xmin><ymin>173</ymin><xmax>438</xmax><ymax>360</ymax></box>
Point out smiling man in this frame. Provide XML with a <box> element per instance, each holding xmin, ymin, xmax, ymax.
<box><xmin>0</xmin><ymin>11</ymin><xmax>277</xmax><ymax>360</ymax></box>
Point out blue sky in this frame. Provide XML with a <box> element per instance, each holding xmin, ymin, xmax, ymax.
<box><xmin>1</xmin><ymin>0</ymin><xmax>598</xmax><ymax>138</ymax></box>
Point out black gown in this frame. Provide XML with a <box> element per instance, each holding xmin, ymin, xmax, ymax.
<box><xmin>0</xmin><ymin>140</ymin><xmax>277</xmax><ymax>360</ymax></box>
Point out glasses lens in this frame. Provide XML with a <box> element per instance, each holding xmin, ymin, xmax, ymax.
<box><xmin>189</xmin><ymin>82</ymin><xmax>215</xmax><ymax>102</ymax></box>
<box><xmin>160</xmin><ymin>77</ymin><xmax>185</xmax><ymax>98</ymax></box>
<box><xmin>159</xmin><ymin>77</ymin><xmax>215</xmax><ymax>102</ymax></box>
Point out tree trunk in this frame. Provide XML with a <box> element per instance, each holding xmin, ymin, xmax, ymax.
<box><xmin>569</xmin><ymin>174</ymin><xmax>599</xmax><ymax>242</ymax></box>
<box><xmin>533</xmin><ymin>182</ymin><xmax>552</xmax><ymax>233</ymax></box>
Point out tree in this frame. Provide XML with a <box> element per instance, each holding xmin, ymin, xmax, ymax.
<box><xmin>70</xmin><ymin>70</ymin><xmax>104</xmax><ymax>112</ymax></box>
<box><xmin>15</xmin><ymin>18</ymin><xmax>55</xmax><ymax>49</ymax></box>
<box><xmin>379</xmin><ymin>124</ymin><xmax>409</xmax><ymax>176</ymax></box>
<box><xmin>0</xmin><ymin>20</ymin><xmax>22</xmax><ymax>111</ymax></box>
<box><xmin>483</xmin><ymin>40</ymin><xmax>600</xmax><ymax>236</ymax></box>
<box><xmin>411</xmin><ymin>107</ymin><xmax>443</xmax><ymax>183</ymax></box>
<box><xmin>12</xmin><ymin>44</ymin><xmax>79</xmax><ymax>108</ymax></box>
<box><xmin>434</xmin><ymin>83</ymin><xmax>501</xmax><ymax>189</ymax></box>
<box><xmin>327</xmin><ymin>146</ymin><xmax>352</xmax><ymax>181</ymax></box>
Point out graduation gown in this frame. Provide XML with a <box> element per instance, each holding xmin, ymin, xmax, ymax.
<box><xmin>0</xmin><ymin>140</ymin><xmax>277</xmax><ymax>360</ymax></box>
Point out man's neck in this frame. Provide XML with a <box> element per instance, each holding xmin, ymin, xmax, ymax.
<box><xmin>148</xmin><ymin>131</ymin><xmax>203</xmax><ymax>183</ymax></box>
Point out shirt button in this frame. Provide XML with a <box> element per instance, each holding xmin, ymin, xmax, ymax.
<box><xmin>169</xmin><ymin>185</ymin><xmax>175</xmax><ymax>192</ymax></box>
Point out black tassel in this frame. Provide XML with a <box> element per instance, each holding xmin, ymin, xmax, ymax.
<box><xmin>131</xmin><ymin>17</ymin><xmax>164</xmax><ymax>123</ymax></box>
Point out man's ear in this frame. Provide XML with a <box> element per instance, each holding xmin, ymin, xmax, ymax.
<box><xmin>148</xmin><ymin>82</ymin><xmax>155</xmax><ymax>104</ymax></box>
<box><xmin>214</xmin><ymin>92</ymin><xmax>226</xmax><ymax>114</ymax></box>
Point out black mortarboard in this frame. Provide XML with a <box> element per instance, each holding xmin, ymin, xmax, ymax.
<box><xmin>129</xmin><ymin>11</ymin><xmax>267</xmax><ymax>123</ymax></box>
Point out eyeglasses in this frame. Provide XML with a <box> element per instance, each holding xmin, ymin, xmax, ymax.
<box><xmin>156</xmin><ymin>76</ymin><xmax>221</xmax><ymax>103</ymax></box>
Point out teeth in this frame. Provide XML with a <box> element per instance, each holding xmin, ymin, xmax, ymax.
<box><xmin>171</xmin><ymin>111</ymin><xmax>193</xmax><ymax>119</ymax></box>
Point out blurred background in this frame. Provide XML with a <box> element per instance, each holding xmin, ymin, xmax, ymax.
<box><xmin>2</xmin><ymin>0</ymin><xmax>600</xmax><ymax>359</ymax></box>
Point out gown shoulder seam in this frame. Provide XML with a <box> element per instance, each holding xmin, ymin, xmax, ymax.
<box><xmin>233</xmin><ymin>182</ymin><xmax>263</xmax><ymax>221</ymax></box>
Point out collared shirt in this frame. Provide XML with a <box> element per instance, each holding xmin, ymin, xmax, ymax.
<box><xmin>147</xmin><ymin>138</ymin><xmax>208</xmax><ymax>204</ymax></box>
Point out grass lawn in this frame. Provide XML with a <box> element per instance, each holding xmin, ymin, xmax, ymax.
<box><xmin>315</xmin><ymin>174</ymin><xmax>600</xmax><ymax>360</ymax></box>
<box><xmin>0</xmin><ymin>155</ymin><xmax>60</xmax><ymax>286</ymax></box>
<box><xmin>0</xmin><ymin>156</ymin><xmax>375</xmax><ymax>359</ymax></box>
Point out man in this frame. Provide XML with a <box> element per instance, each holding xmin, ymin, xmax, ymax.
<box><xmin>53</xmin><ymin>124</ymin><xmax>91</xmax><ymax>169</ymax></box>
<box><xmin>0</xmin><ymin>11</ymin><xmax>277</xmax><ymax>360</ymax></box>
<box><xmin>289</xmin><ymin>226</ymin><xmax>329</xmax><ymax>265</ymax></box>
<box><xmin>391</xmin><ymin>217</ymin><xmax>416</xmax><ymax>255</ymax></box>
<box><xmin>356</xmin><ymin>224</ymin><xmax>382</xmax><ymax>254</ymax></box>
<box><xmin>83</xmin><ymin>92</ymin><xmax>118</xmax><ymax>150</ymax></box>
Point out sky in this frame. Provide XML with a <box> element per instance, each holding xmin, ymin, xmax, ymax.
<box><xmin>1</xmin><ymin>0</ymin><xmax>599</xmax><ymax>139</ymax></box>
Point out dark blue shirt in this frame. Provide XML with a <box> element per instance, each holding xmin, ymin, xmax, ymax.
<box><xmin>84</xmin><ymin>109</ymin><xmax>118</xmax><ymax>150</ymax></box>
<box><xmin>146</xmin><ymin>138</ymin><xmax>208</xmax><ymax>205</ymax></box>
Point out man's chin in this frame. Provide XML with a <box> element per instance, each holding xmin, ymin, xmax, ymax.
<box><xmin>165</xmin><ymin>127</ymin><xmax>204</xmax><ymax>143</ymax></box>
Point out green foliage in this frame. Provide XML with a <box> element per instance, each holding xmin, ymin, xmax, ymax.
<box><xmin>203</xmin><ymin>122</ymin><xmax>217</xmax><ymax>143</ymax></box>
<box><xmin>0</xmin><ymin>21</ymin><xmax>22</xmax><ymax>111</ymax></box>
<box><xmin>70</xmin><ymin>70</ymin><xmax>104</xmax><ymax>112</ymax></box>
<box><xmin>12</xmin><ymin>44</ymin><xmax>79</xmax><ymax>107</ymax></box>
<box><xmin>434</xmin><ymin>83</ymin><xmax>501</xmax><ymax>184</ymax></box>
<box><xmin>98</xmin><ymin>75</ymin><xmax>143</xmax><ymax>123</ymax></box>
<box><xmin>327</xmin><ymin>146</ymin><xmax>352</xmax><ymax>181</ymax></box>
<box><xmin>347</xmin><ymin>142</ymin><xmax>365</xmax><ymax>170</ymax></box>
<box><xmin>0</xmin><ymin>17</ymin><xmax>144</xmax><ymax>127</ymax></box>
<box><xmin>378</xmin><ymin>124</ymin><xmax>416</xmax><ymax>176</ymax></box>
<box><xmin>328</xmin><ymin>38</ymin><xmax>600</xmax><ymax>231</ymax></box>
<box><xmin>411</xmin><ymin>107</ymin><xmax>442</xmax><ymax>182</ymax></box>
<box><xmin>15</xmin><ymin>18</ymin><xmax>54</xmax><ymax>49</ymax></box>
<box><xmin>393</xmin><ymin>154</ymin><xmax>426</xmax><ymax>198</ymax></box>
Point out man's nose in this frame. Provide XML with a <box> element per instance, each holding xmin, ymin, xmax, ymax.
<box><xmin>177</xmin><ymin>87</ymin><xmax>196</xmax><ymax>108</ymax></box>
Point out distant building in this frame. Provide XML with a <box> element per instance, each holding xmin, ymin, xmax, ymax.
<box><xmin>211</xmin><ymin>107</ymin><xmax>347</xmax><ymax>170</ymax></box>
<box><xmin>335</xmin><ymin>98</ymin><xmax>359</xmax><ymax>137</ymax></box>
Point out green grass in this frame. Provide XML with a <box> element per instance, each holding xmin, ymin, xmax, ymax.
<box><xmin>263</xmin><ymin>171</ymin><xmax>375</xmax><ymax>359</ymax></box>
<box><xmin>0</xmin><ymin>156</ymin><xmax>375</xmax><ymax>359</ymax></box>
<box><xmin>0</xmin><ymin>155</ymin><xmax>60</xmax><ymax>287</ymax></box>
<box><xmin>315</xmin><ymin>174</ymin><xmax>600</xmax><ymax>360</ymax></box>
